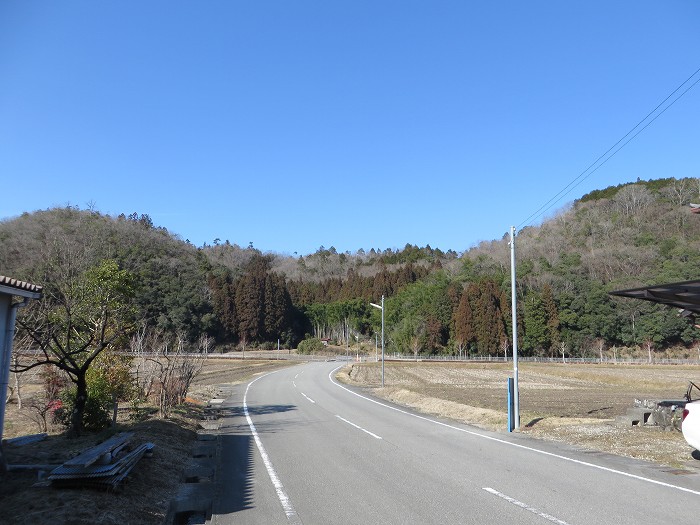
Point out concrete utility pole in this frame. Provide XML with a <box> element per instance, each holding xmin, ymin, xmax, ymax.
<box><xmin>510</xmin><ymin>226</ymin><xmax>520</xmax><ymax>430</ymax></box>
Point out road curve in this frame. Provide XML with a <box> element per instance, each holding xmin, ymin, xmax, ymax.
<box><xmin>208</xmin><ymin>361</ymin><xmax>700</xmax><ymax>525</ymax></box>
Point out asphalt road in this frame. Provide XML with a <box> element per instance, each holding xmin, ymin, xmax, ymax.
<box><xmin>208</xmin><ymin>361</ymin><xmax>700</xmax><ymax>525</ymax></box>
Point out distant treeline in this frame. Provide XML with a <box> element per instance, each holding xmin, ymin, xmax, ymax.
<box><xmin>3</xmin><ymin>176</ymin><xmax>700</xmax><ymax>357</ymax></box>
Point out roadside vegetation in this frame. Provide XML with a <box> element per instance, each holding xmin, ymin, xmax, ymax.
<box><xmin>1</xmin><ymin>359</ymin><xmax>292</xmax><ymax>525</ymax></box>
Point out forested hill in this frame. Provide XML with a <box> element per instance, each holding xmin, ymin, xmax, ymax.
<box><xmin>2</xmin><ymin>176</ymin><xmax>700</xmax><ymax>356</ymax></box>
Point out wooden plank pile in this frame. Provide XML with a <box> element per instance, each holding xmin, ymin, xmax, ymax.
<box><xmin>48</xmin><ymin>432</ymin><xmax>154</xmax><ymax>490</ymax></box>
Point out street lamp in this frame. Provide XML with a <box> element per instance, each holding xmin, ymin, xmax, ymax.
<box><xmin>370</xmin><ymin>295</ymin><xmax>385</xmax><ymax>387</ymax></box>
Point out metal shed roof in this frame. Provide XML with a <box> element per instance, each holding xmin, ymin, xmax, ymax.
<box><xmin>0</xmin><ymin>275</ymin><xmax>43</xmax><ymax>299</ymax></box>
<box><xmin>609</xmin><ymin>279</ymin><xmax>700</xmax><ymax>314</ymax></box>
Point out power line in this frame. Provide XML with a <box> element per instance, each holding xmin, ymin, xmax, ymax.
<box><xmin>517</xmin><ymin>65</ymin><xmax>700</xmax><ymax>230</ymax></box>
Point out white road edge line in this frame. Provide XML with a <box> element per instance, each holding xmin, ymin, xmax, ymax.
<box><xmin>483</xmin><ymin>487</ymin><xmax>571</xmax><ymax>525</ymax></box>
<box><xmin>336</xmin><ymin>415</ymin><xmax>382</xmax><ymax>439</ymax></box>
<box><xmin>244</xmin><ymin>373</ymin><xmax>302</xmax><ymax>524</ymax></box>
<box><xmin>301</xmin><ymin>392</ymin><xmax>316</xmax><ymax>404</ymax></box>
<box><xmin>328</xmin><ymin>366</ymin><xmax>700</xmax><ymax>497</ymax></box>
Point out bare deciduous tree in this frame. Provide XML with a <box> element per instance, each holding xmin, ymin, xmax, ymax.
<box><xmin>129</xmin><ymin>328</ymin><xmax>207</xmax><ymax>418</ymax></box>
<box><xmin>7</xmin><ymin>335</ymin><xmax>41</xmax><ymax>409</ymax></box>
<box><xmin>613</xmin><ymin>185</ymin><xmax>654</xmax><ymax>217</ymax></box>
<box><xmin>661</xmin><ymin>178</ymin><xmax>695</xmax><ymax>206</ymax></box>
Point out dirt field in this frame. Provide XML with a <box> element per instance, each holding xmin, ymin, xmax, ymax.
<box><xmin>0</xmin><ymin>358</ymin><xmax>293</xmax><ymax>525</ymax></box>
<box><xmin>339</xmin><ymin>360</ymin><xmax>700</xmax><ymax>469</ymax></box>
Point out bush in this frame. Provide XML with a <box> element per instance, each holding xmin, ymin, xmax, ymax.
<box><xmin>55</xmin><ymin>372</ymin><xmax>113</xmax><ymax>432</ymax></box>
<box><xmin>297</xmin><ymin>338</ymin><xmax>325</xmax><ymax>354</ymax></box>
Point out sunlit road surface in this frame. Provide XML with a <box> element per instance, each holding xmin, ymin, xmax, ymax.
<box><xmin>208</xmin><ymin>361</ymin><xmax>700</xmax><ymax>525</ymax></box>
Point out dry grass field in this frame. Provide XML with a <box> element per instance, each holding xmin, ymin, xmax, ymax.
<box><xmin>339</xmin><ymin>360</ymin><xmax>700</xmax><ymax>469</ymax></box>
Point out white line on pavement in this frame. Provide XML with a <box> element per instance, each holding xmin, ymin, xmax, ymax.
<box><xmin>336</xmin><ymin>415</ymin><xmax>382</xmax><ymax>439</ymax></box>
<box><xmin>244</xmin><ymin>374</ymin><xmax>302</xmax><ymax>524</ymax></box>
<box><xmin>301</xmin><ymin>392</ymin><xmax>316</xmax><ymax>404</ymax></box>
<box><xmin>483</xmin><ymin>488</ymin><xmax>570</xmax><ymax>525</ymax></box>
<box><xmin>328</xmin><ymin>366</ymin><xmax>700</xmax><ymax>497</ymax></box>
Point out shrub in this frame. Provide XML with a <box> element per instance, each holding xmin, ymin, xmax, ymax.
<box><xmin>297</xmin><ymin>338</ymin><xmax>325</xmax><ymax>354</ymax></box>
<box><xmin>55</xmin><ymin>371</ymin><xmax>113</xmax><ymax>432</ymax></box>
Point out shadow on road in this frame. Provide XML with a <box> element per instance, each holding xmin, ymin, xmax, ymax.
<box><xmin>212</xmin><ymin>433</ymin><xmax>255</xmax><ymax>515</ymax></box>
<box><xmin>215</xmin><ymin>404</ymin><xmax>297</xmax><ymax>418</ymax></box>
<box><xmin>211</xmin><ymin>403</ymin><xmax>299</xmax><ymax>518</ymax></box>
<box><xmin>216</xmin><ymin>404</ymin><xmax>298</xmax><ymax>434</ymax></box>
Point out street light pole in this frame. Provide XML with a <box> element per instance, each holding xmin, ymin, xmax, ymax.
<box><xmin>370</xmin><ymin>295</ymin><xmax>385</xmax><ymax>387</ymax></box>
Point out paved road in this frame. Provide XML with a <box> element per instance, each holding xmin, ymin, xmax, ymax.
<box><xmin>209</xmin><ymin>361</ymin><xmax>700</xmax><ymax>524</ymax></box>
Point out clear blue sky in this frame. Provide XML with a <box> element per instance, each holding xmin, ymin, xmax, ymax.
<box><xmin>2</xmin><ymin>1</ymin><xmax>699</xmax><ymax>255</ymax></box>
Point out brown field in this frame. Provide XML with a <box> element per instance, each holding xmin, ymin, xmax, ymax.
<box><xmin>339</xmin><ymin>360</ymin><xmax>700</xmax><ymax>469</ymax></box>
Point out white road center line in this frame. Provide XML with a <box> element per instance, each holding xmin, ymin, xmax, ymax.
<box><xmin>328</xmin><ymin>366</ymin><xmax>700</xmax><ymax>497</ymax></box>
<box><xmin>292</xmin><ymin>381</ymin><xmax>297</xmax><ymax>388</ymax></box>
<box><xmin>301</xmin><ymin>392</ymin><xmax>316</xmax><ymax>404</ymax></box>
<box><xmin>483</xmin><ymin>487</ymin><xmax>571</xmax><ymax>525</ymax></box>
<box><xmin>244</xmin><ymin>375</ymin><xmax>302</xmax><ymax>524</ymax></box>
<box><xmin>336</xmin><ymin>415</ymin><xmax>382</xmax><ymax>439</ymax></box>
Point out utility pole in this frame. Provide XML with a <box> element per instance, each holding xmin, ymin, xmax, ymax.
<box><xmin>510</xmin><ymin>226</ymin><xmax>520</xmax><ymax>430</ymax></box>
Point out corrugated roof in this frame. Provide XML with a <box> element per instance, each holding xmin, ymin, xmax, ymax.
<box><xmin>0</xmin><ymin>275</ymin><xmax>43</xmax><ymax>294</ymax></box>
<box><xmin>610</xmin><ymin>280</ymin><xmax>700</xmax><ymax>314</ymax></box>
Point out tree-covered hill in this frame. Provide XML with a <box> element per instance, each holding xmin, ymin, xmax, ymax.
<box><xmin>3</xmin><ymin>176</ymin><xmax>700</xmax><ymax>356</ymax></box>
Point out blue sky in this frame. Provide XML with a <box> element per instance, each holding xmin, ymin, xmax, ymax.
<box><xmin>2</xmin><ymin>1</ymin><xmax>699</xmax><ymax>255</ymax></box>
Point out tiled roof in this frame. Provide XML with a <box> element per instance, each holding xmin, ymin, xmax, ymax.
<box><xmin>0</xmin><ymin>275</ymin><xmax>43</xmax><ymax>295</ymax></box>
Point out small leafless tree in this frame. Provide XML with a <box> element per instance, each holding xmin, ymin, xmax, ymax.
<box><xmin>130</xmin><ymin>326</ymin><xmax>160</xmax><ymax>400</ymax></box>
<box><xmin>594</xmin><ymin>337</ymin><xmax>606</xmax><ymax>363</ymax></box>
<box><xmin>198</xmin><ymin>333</ymin><xmax>213</xmax><ymax>354</ymax></box>
<box><xmin>239</xmin><ymin>333</ymin><xmax>248</xmax><ymax>358</ymax></box>
<box><xmin>21</xmin><ymin>366</ymin><xmax>69</xmax><ymax>433</ymax></box>
<box><xmin>644</xmin><ymin>339</ymin><xmax>654</xmax><ymax>364</ymax></box>
<box><xmin>25</xmin><ymin>398</ymin><xmax>53</xmax><ymax>433</ymax></box>
<box><xmin>455</xmin><ymin>341</ymin><xmax>467</xmax><ymax>360</ymax></box>
<box><xmin>156</xmin><ymin>333</ymin><xmax>207</xmax><ymax>417</ymax></box>
<box><xmin>560</xmin><ymin>341</ymin><xmax>567</xmax><ymax>364</ymax></box>
<box><xmin>7</xmin><ymin>335</ymin><xmax>41</xmax><ymax>409</ymax></box>
<box><xmin>500</xmin><ymin>338</ymin><xmax>509</xmax><ymax>361</ymax></box>
<box><xmin>129</xmin><ymin>329</ymin><xmax>208</xmax><ymax>417</ymax></box>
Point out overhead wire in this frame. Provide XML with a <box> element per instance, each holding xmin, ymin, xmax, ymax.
<box><xmin>516</xmin><ymin>65</ymin><xmax>700</xmax><ymax>231</ymax></box>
